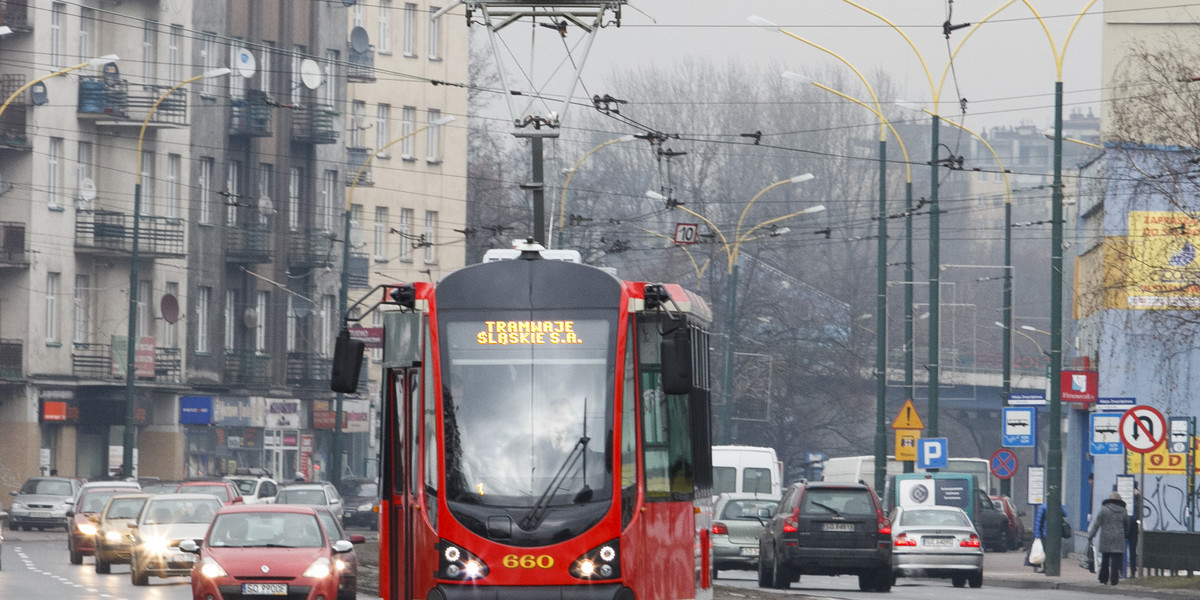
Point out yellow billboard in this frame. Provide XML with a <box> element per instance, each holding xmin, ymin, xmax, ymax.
<box><xmin>1125</xmin><ymin>437</ymin><xmax>1199</xmax><ymax>475</ymax></box>
<box><xmin>1104</xmin><ymin>212</ymin><xmax>1200</xmax><ymax>310</ymax></box>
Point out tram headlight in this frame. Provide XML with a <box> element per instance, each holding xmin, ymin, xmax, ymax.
<box><xmin>437</xmin><ymin>540</ymin><xmax>489</xmax><ymax>580</ymax></box>
<box><xmin>570</xmin><ymin>539</ymin><xmax>620</xmax><ymax>580</ymax></box>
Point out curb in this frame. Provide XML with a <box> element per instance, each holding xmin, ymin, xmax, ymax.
<box><xmin>987</xmin><ymin>576</ymin><xmax>1198</xmax><ymax>599</ymax></box>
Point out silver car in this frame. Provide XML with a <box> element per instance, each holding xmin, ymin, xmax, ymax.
<box><xmin>889</xmin><ymin>505</ymin><xmax>984</xmax><ymax>588</ymax></box>
<box><xmin>711</xmin><ymin>493</ymin><xmax>779</xmax><ymax>579</ymax></box>
<box><xmin>8</xmin><ymin>476</ymin><xmax>81</xmax><ymax>531</ymax></box>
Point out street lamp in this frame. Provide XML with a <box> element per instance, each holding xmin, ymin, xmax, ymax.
<box><xmin>123</xmin><ymin>67</ymin><xmax>231</xmax><ymax>479</ymax></box>
<box><xmin>332</xmin><ymin>114</ymin><xmax>456</xmax><ymax>485</ymax></box>
<box><xmin>653</xmin><ymin>176</ymin><xmax>821</xmax><ymax>444</ymax></box>
<box><xmin>554</xmin><ymin>134</ymin><xmax>637</xmax><ymax>249</ymax></box>
<box><xmin>0</xmin><ymin>53</ymin><xmax>119</xmax><ymax>121</ymax></box>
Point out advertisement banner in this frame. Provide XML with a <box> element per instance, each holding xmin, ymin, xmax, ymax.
<box><xmin>267</xmin><ymin>398</ymin><xmax>302</xmax><ymax>429</ymax></box>
<box><xmin>1126</xmin><ymin>438</ymin><xmax>1200</xmax><ymax>474</ymax></box>
<box><xmin>1060</xmin><ymin>370</ymin><xmax>1098</xmax><ymax>403</ymax></box>
<box><xmin>1108</xmin><ymin>212</ymin><xmax>1200</xmax><ymax>309</ymax></box>
<box><xmin>215</xmin><ymin>396</ymin><xmax>265</xmax><ymax>427</ymax></box>
<box><xmin>179</xmin><ymin>396</ymin><xmax>214</xmax><ymax>425</ymax></box>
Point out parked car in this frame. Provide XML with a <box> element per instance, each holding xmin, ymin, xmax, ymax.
<box><xmin>275</xmin><ymin>482</ymin><xmax>345</xmax><ymax>523</ymax></box>
<box><xmin>67</xmin><ymin>485</ymin><xmax>137</xmax><ymax>564</ymax></box>
<box><xmin>224</xmin><ymin>475</ymin><xmax>279</xmax><ymax>505</ymax></box>
<box><xmin>711</xmin><ymin>492</ymin><xmax>779</xmax><ymax>579</ymax></box>
<box><xmin>889</xmin><ymin>505</ymin><xmax>984</xmax><ymax>588</ymax></box>
<box><xmin>758</xmin><ymin>480</ymin><xmax>892</xmax><ymax>592</ymax></box>
<box><xmin>334</xmin><ymin>477</ymin><xmax>379</xmax><ymax>529</ymax></box>
<box><xmin>180</xmin><ymin>504</ymin><xmax>361</xmax><ymax>600</ymax></box>
<box><xmin>990</xmin><ymin>494</ymin><xmax>1027</xmax><ymax>551</ymax></box>
<box><xmin>128</xmin><ymin>493</ymin><xmax>223</xmax><ymax>586</ymax></box>
<box><xmin>8</xmin><ymin>476</ymin><xmax>82</xmax><ymax>531</ymax></box>
<box><xmin>174</xmin><ymin>480</ymin><xmax>243</xmax><ymax>505</ymax></box>
<box><xmin>93</xmin><ymin>493</ymin><xmax>151</xmax><ymax>574</ymax></box>
<box><xmin>312</xmin><ymin>505</ymin><xmax>367</xmax><ymax>600</ymax></box>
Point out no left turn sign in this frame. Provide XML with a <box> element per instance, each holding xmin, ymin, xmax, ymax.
<box><xmin>1120</xmin><ymin>405</ymin><xmax>1166</xmax><ymax>454</ymax></box>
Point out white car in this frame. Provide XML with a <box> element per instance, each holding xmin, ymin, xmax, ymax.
<box><xmin>223</xmin><ymin>476</ymin><xmax>279</xmax><ymax>505</ymax></box>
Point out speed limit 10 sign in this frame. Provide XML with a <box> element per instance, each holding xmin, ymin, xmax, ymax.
<box><xmin>674</xmin><ymin>223</ymin><xmax>699</xmax><ymax>244</ymax></box>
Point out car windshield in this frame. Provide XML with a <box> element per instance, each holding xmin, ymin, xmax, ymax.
<box><xmin>340</xmin><ymin>481</ymin><xmax>378</xmax><ymax>498</ymax></box>
<box><xmin>105</xmin><ymin>498</ymin><xmax>147</xmax><ymax>520</ymax></box>
<box><xmin>801</xmin><ymin>490</ymin><xmax>875</xmax><ymax>517</ymax></box>
<box><xmin>208</xmin><ymin>513</ymin><xmax>324</xmax><ymax>548</ymax></box>
<box><xmin>720</xmin><ymin>499</ymin><xmax>777</xmax><ymax>520</ymax></box>
<box><xmin>991</xmin><ymin>500</ymin><xmax>1004</xmax><ymax>510</ymax></box>
<box><xmin>80</xmin><ymin>491</ymin><xmax>120</xmax><ymax>513</ymax></box>
<box><xmin>277</xmin><ymin>489</ymin><xmax>327</xmax><ymax>505</ymax></box>
<box><xmin>230</xmin><ymin>479</ymin><xmax>258</xmax><ymax>494</ymax></box>
<box><xmin>899</xmin><ymin>509</ymin><xmax>972</xmax><ymax>528</ymax></box>
<box><xmin>180</xmin><ymin>484</ymin><xmax>231</xmax><ymax>502</ymax></box>
<box><xmin>22</xmin><ymin>479</ymin><xmax>73</xmax><ymax>496</ymax></box>
<box><xmin>144</xmin><ymin>498</ymin><xmax>220</xmax><ymax>524</ymax></box>
<box><xmin>314</xmin><ymin>511</ymin><xmax>341</xmax><ymax>543</ymax></box>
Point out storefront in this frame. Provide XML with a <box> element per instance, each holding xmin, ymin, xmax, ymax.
<box><xmin>264</xmin><ymin>398</ymin><xmax>303</xmax><ymax>480</ymax></box>
<box><xmin>183</xmin><ymin>396</ymin><xmax>269</xmax><ymax>477</ymax></box>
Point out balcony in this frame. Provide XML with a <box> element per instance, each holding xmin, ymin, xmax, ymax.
<box><xmin>287</xmin><ymin>229</ymin><xmax>336</xmax><ymax>269</ymax></box>
<box><xmin>0</xmin><ymin>74</ymin><xmax>31</xmax><ymax>151</ymax></box>
<box><xmin>0</xmin><ymin>339</ymin><xmax>21</xmax><ymax>379</ymax></box>
<box><xmin>155</xmin><ymin>347</ymin><xmax>182</xmax><ymax>382</ymax></box>
<box><xmin>226</xmin><ymin>223</ymin><xmax>273</xmax><ymax>264</ymax></box>
<box><xmin>345</xmin><ymin>147</ymin><xmax>373</xmax><ymax>186</ymax></box>
<box><xmin>230</xmin><ymin>90</ymin><xmax>273</xmax><ymax>137</ymax></box>
<box><xmin>347</xmin><ymin>44</ymin><xmax>376</xmax><ymax>83</ymax></box>
<box><xmin>78</xmin><ymin>79</ymin><xmax>189</xmax><ymax>128</ymax></box>
<box><xmin>291</xmin><ymin>104</ymin><xmax>338</xmax><ymax>145</ymax></box>
<box><xmin>286</xmin><ymin>352</ymin><xmax>332</xmax><ymax>389</ymax></box>
<box><xmin>225</xmin><ymin>351</ymin><xmax>270</xmax><ymax>388</ymax></box>
<box><xmin>0</xmin><ymin>0</ymin><xmax>33</xmax><ymax>33</ymax></box>
<box><xmin>0</xmin><ymin>222</ymin><xmax>29</xmax><ymax>267</ymax></box>
<box><xmin>75</xmin><ymin>210</ymin><xmax>186</xmax><ymax>257</ymax></box>
<box><xmin>348</xmin><ymin>252</ymin><xmax>370</xmax><ymax>288</ymax></box>
<box><xmin>71</xmin><ymin>343</ymin><xmax>180</xmax><ymax>382</ymax></box>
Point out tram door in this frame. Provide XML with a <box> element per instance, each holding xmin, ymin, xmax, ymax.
<box><xmin>383</xmin><ymin>367</ymin><xmax>420</xmax><ymax>600</ymax></box>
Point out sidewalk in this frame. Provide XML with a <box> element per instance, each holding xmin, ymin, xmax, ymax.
<box><xmin>984</xmin><ymin>547</ymin><xmax>1192</xmax><ymax>598</ymax></box>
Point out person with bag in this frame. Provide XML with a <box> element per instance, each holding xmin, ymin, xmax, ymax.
<box><xmin>1026</xmin><ymin>501</ymin><xmax>1069</xmax><ymax>572</ymax></box>
<box><xmin>1088</xmin><ymin>491</ymin><xmax>1130</xmax><ymax>586</ymax></box>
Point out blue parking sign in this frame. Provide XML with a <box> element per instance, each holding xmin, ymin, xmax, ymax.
<box><xmin>918</xmin><ymin>438</ymin><xmax>948</xmax><ymax>470</ymax></box>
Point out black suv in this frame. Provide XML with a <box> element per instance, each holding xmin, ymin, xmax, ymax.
<box><xmin>757</xmin><ymin>481</ymin><xmax>893</xmax><ymax>592</ymax></box>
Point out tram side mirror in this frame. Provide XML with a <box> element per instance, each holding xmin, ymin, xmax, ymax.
<box><xmin>331</xmin><ymin>328</ymin><xmax>366</xmax><ymax>393</ymax></box>
<box><xmin>660</xmin><ymin>327</ymin><xmax>693</xmax><ymax>395</ymax></box>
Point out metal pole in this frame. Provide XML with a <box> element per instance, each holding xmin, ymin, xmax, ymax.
<box><xmin>873</xmin><ymin>138</ymin><xmax>888</xmax><ymax>494</ymax></box>
<box><xmin>1044</xmin><ymin>80</ymin><xmax>1065</xmax><ymax>576</ymax></box>
<box><xmin>1001</xmin><ymin>200</ymin><xmax>1013</xmax><ymax>497</ymax></box>
<box><xmin>532</xmin><ymin>136</ymin><xmax>546</xmax><ymax>245</ymax></box>
<box><xmin>332</xmin><ymin>209</ymin><xmax>353</xmax><ymax>486</ymax></box>
<box><xmin>903</xmin><ymin>181</ymin><xmax>915</xmax><ymax>474</ymax></box>
<box><xmin>719</xmin><ymin>265</ymin><xmax>739</xmax><ymax>445</ymax></box>
<box><xmin>927</xmin><ymin>114</ymin><xmax>940</xmax><ymax>439</ymax></box>
<box><xmin>122</xmin><ymin>182</ymin><xmax>143</xmax><ymax>479</ymax></box>
<box><xmin>1189</xmin><ymin>417</ymin><xmax>1197</xmax><ymax>531</ymax></box>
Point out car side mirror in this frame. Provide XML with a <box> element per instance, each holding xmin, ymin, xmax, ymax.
<box><xmin>179</xmin><ymin>539</ymin><xmax>200</xmax><ymax>554</ymax></box>
<box><xmin>9</xmin><ymin>491</ymin><xmax>16</xmax><ymax>496</ymax></box>
<box><xmin>757</xmin><ymin>507</ymin><xmax>772</xmax><ymax>518</ymax></box>
<box><xmin>231</xmin><ymin>496</ymin><xmax>244</xmax><ymax>504</ymax></box>
<box><xmin>349</xmin><ymin>534</ymin><xmax>366</xmax><ymax>544</ymax></box>
<box><xmin>127</xmin><ymin>522</ymin><xmax>139</xmax><ymax>529</ymax></box>
<box><xmin>65</xmin><ymin>510</ymin><xmax>75</xmax><ymax>518</ymax></box>
<box><xmin>332</xmin><ymin>540</ymin><xmax>354</xmax><ymax>553</ymax></box>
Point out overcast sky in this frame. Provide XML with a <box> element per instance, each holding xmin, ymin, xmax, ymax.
<box><xmin>482</xmin><ymin>0</ymin><xmax>1104</xmax><ymax>135</ymax></box>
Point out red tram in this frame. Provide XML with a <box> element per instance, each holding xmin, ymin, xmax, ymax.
<box><xmin>334</xmin><ymin>243</ymin><xmax>715</xmax><ymax>600</ymax></box>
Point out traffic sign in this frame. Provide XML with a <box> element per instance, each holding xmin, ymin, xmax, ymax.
<box><xmin>917</xmin><ymin>438</ymin><xmax>948</xmax><ymax>470</ymax></box>
<box><xmin>895</xmin><ymin>430</ymin><xmax>919</xmax><ymax>461</ymax></box>
<box><xmin>1090</xmin><ymin>413</ymin><xmax>1122</xmax><ymax>455</ymax></box>
<box><xmin>1002</xmin><ymin>407</ymin><xmax>1035</xmax><ymax>447</ymax></box>
<box><xmin>673</xmin><ymin>223</ymin><xmax>699</xmax><ymax>244</ymax></box>
<box><xmin>1120</xmin><ymin>405</ymin><xmax>1166</xmax><ymax>454</ymax></box>
<box><xmin>1169</xmin><ymin>417</ymin><xmax>1190</xmax><ymax>454</ymax></box>
<box><xmin>990</xmin><ymin>448</ymin><xmax>1018</xmax><ymax>480</ymax></box>
<box><xmin>891</xmin><ymin>398</ymin><xmax>925</xmax><ymax>430</ymax></box>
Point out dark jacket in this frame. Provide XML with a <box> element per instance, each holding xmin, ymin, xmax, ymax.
<box><xmin>1087</xmin><ymin>497</ymin><xmax>1129</xmax><ymax>554</ymax></box>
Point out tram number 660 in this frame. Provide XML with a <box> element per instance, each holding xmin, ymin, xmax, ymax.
<box><xmin>502</xmin><ymin>554</ymin><xmax>554</xmax><ymax>569</ymax></box>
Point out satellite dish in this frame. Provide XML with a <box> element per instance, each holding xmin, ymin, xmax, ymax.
<box><xmin>292</xmin><ymin>297</ymin><xmax>311</xmax><ymax>318</ymax></box>
<box><xmin>299</xmin><ymin>59</ymin><xmax>323</xmax><ymax>90</ymax></box>
<box><xmin>243</xmin><ymin>307</ymin><xmax>258</xmax><ymax>328</ymax></box>
<box><xmin>30</xmin><ymin>82</ymin><xmax>48</xmax><ymax>106</ymax></box>
<box><xmin>354</xmin><ymin>114</ymin><xmax>372</xmax><ymax>130</ymax></box>
<box><xmin>258</xmin><ymin>195</ymin><xmax>276</xmax><ymax>217</ymax></box>
<box><xmin>349</xmin><ymin>221</ymin><xmax>366</xmax><ymax>249</ymax></box>
<box><xmin>235</xmin><ymin>48</ymin><xmax>257</xmax><ymax>78</ymax></box>
<box><xmin>350</xmin><ymin>26</ymin><xmax>371</xmax><ymax>54</ymax></box>
<box><xmin>161</xmin><ymin>294</ymin><xmax>180</xmax><ymax>324</ymax></box>
<box><xmin>79</xmin><ymin>178</ymin><xmax>97</xmax><ymax>201</ymax></box>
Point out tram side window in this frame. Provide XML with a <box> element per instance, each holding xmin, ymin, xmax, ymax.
<box><xmin>639</xmin><ymin>321</ymin><xmax>694</xmax><ymax>502</ymax></box>
<box><xmin>621</xmin><ymin>322</ymin><xmax>638</xmax><ymax>526</ymax></box>
<box><xmin>423</xmin><ymin>318</ymin><xmax>438</xmax><ymax>527</ymax></box>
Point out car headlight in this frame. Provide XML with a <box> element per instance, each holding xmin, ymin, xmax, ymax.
<box><xmin>302</xmin><ymin>557</ymin><xmax>333</xmax><ymax>579</ymax></box>
<box><xmin>77</xmin><ymin>523</ymin><xmax>98</xmax><ymax>536</ymax></box>
<box><xmin>11</xmin><ymin>502</ymin><xmax>25</xmax><ymax>510</ymax></box>
<box><xmin>357</xmin><ymin>503</ymin><xmax>373</xmax><ymax>512</ymax></box>
<box><xmin>199</xmin><ymin>557</ymin><xmax>228</xmax><ymax>579</ymax></box>
<box><xmin>143</xmin><ymin>537</ymin><xmax>171</xmax><ymax>554</ymax></box>
<box><xmin>105</xmin><ymin>531</ymin><xmax>123</xmax><ymax>543</ymax></box>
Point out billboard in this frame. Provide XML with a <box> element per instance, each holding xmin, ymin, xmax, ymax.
<box><xmin>1106</xmin><ymin>211</ymin><xmax>1200</xmax><ymax>309</ymax></box>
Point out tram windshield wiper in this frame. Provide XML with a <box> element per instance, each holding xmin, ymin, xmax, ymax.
<box><xmin>518</xmin><ymin>434</ymin><xmax>590</xmax><ymax>531</ymax></box>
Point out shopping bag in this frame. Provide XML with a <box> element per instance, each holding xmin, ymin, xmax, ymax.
<box><xmin>1029</xmin><ymin>538</ymin><xmax>1046</xmax><ymax>565</ymax></box>
<box><xmin>1062</xmin><ymin>521</ymin><xmax>1072</xmax><ymax>538</ymax></box>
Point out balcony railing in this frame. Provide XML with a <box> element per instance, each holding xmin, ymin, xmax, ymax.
<box><xmin>155</xmin><ymin>346</ymin><xmax>182</xmax><ymax>382</ymax></box>
<box><xmin>345</xmin><ymin>147</ymin><xmax>373</xmax><ymax>186</ymax></box>
<box><xmin>0</xmin><ymin>74</ymin><xmax>31</xmax><ymax>151</ymax></box>
<box><xmin>291</xmin><ymin>104</ymin><xmax>338</xmax><ymax>145</ymax></box>
<box><xmin>1</xmin><ymin>0</ymin><xmax>33</xmax><ymax>33</ymax></box>
<box><xmin>78</xmin><ymin>79</ymin><xmax>189</xmax><ymax>126</ymax></box>
<box><xmin>0</xmin><ymin>222</ymin><xmax>29</xmax><ymax>267</ymax></box>
<box><xmin>286</xmin><ymin>352</ymin><xmax>332</xmax><ymax>389</ymax></box>
<box><xmin>348</xmin><ymin>252</ymin><xmax>370</xmax><ymax>288</ymax></box>
<box><xmin>77</xmin><ymin>76</ymin><xmax>129</xmax><ymax>119</ymax></box>
<box><xmin>347</xmin><ymin>45</ymin><xmax>376</xmax><ymax>83</ymax></box>
<box><xmin>0</xmin><ymin>339</ymin><xmax>22</xmax><ymax>379</ymax></box>
<box><xmin>75</xmin><ymin>210</ymin><xmax>186</xmax><ymax>256</ymax></box>
<box><xmin>287</xmin><ymin>229</ymin><xmax>336</xmax><ymax>269</ymax></box>
<box><xmin>225</xmin><ymin>351</ymin><xmax>271</xmax><ymax>388</ymax></box>
<box><xmin>226</xmin><ymin>223</ymin><xmax>273</xmax><ymax>264</ymax></box>
<box><xmin>71</xmin><ymin>343</ymin><xmax>179</xmax><ymax>382</ymax></box>
<box><xmin>230</xmin><ymin>90</ymin><xmax>273</xmax><ymax>137</ymax></box>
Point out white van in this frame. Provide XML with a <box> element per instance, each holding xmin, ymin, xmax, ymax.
<box><xmin>711</xmin><ymin>445</ymin><xmax>782</xmax><ymax>497</ymax></box>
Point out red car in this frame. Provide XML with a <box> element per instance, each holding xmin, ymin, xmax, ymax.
<box><xmin>67</xmin><ymin>486</ymin><xmax>137</xmax><ymax>565</ymax></box>
<box><xmin>181</xmin><ymin>504</ymin><xmax>364</xmax><ymax>600</ymax></box>
<box><xmin>175</xmin><ymin>480</ymin><xmax>243</xmax><ymax>505</ymax></box>
<box><xmin>989</xmin><ymin>494</ymin><xmax>1028</xmax><ymax>551</ymax></box>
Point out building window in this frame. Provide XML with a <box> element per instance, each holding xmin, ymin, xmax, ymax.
<box><xmin>48</xmin><ymin>138</ymin><xmax>62</xmax><ymax>209</ymax></box>
<box><xmin>199</xmin><ymin>157</ymin><xmax>214</xmax><ymax>224</ymax></box>
<box><xmin>166</xmin><ymin>154</ymin><xmax>181</xmax><ymax>219</ymax></box>
<box><xmin>143</xmin><ymin>20</ymin><xmax>158</xmax><ymax>86</ymax></box>
<box><xmin>398</xmin><ymin>208</ymin><xmax>413</xmax><ymax>262</ymax></box>
<box><xmin>201</xmin><ymin>33</ymin><xmax>218</xmax><ymax>96</ymax></box>
<box><xmin>351</xmin><ymin>100</ymin><xmax>367</xmax><ymax>148</ymax></box>
<box><xmin>401</xmin><ymin>106</ymin><xmax>416</xmax><ymax>159</ymax></box>
<box><xmin>426</xmin><ymin>109</ymin><xmax>444</xmax><ymax>162</ymax></box>
<box><xmin>291</xmin><ymin>45</ymin><xmax>306</xmax><ymax>107</ymax></box>
<box><xmin>258</xmin><ymin>162</ymin><xmax>274</xmax><ymax>224</ymax></box>
<box><xmin>255</xmin><ymin>291</ymin><xmax>268</xmax><ymax>354</ymax></box>
<box><xmin>164</xmin><ymin>282</ymin><xmax>179</xmax><ymax>348</ymax></box>
<box><xmin>73</xmin><ymin>275</ymin><xmax>89</xmax><ymax>344</ymax></box>
<box><xmin>46</xmin><ymin>272</ymin><xmax>61</xmax><ymax>343</ymax></box>
<box><xmin>75</xmin><ymin>141</ymin><xmax>93</xmax><ymax>209</ymax></box>
<box><xmin>403</xmin><ymin>3</ymin><xmax>416</xmax><ymax>57</ymax></box>
<box><xmin>227</xmin><ymin>160</ymin><xmax>241</xmax><ymax>226</ymax></box>
<box><xmin>260</xmin><ymin>42</ymin><xmax>274</xmax><ymax>96</ymax></box>
<box><xmin>51</xmin><ymin>3</ymin><xmax>64</xmax><ymax>67</ymax></box>
<box><xmin>137</xmin><ymin>280</ymin><xmax>151</xmax><ymax>338</ymax></box>
<box><xmin>324</xmin><ymin>50</ymin><xmax>339</xmax><ymax>106</ymax></box>
<box><xmin>286</xmin><ymin>295</ymin><xmax>298</xmax><ymax>353</ymax></box>
<box><xmin>424</xmin><ymin>210</ymin><xmax>438</xmax><ymax>263</ymax></box>
<box><xmin>196</xmin><ymin>286</ymin><xmax>211</xmax><ymax>354</ymax></box>
<box><xmin>428</xmin><ymin>6</ymin><xmax>442</xmax><ymax>60</ymax></box>
<box><xmin>321</xmin><ymin>295</ymin><xmax>335</xmax><ymax>357</ymax></box>
<box><xmin>78</xmin><ymin>8</ymin><xmax>95</xmax><ymax>65</ymax></box>
<box><xmin>140</xmin><ymin>150</ymin><xmax>155</xmax><ymax>215</ymax></box>
<box><xmin>374</xmin><ymin>206</ymin><xmax>388</xmax><ymax>260</ymax></box>
<box><xmin>379</xmin><ymin>0</ymin><xmax>392</xmax><ymax>53</ymax></box>
<box><xmin>229</xmin><ymin>38</ymin><xmax>245</xmax><ymax>98</ymax></box>
<box><xmin>371</xmin><ymin>310</ymin><xmax>383</xmax><ymax>362</ymax></box>
<box><xmin>168</xmin><ymin>25</ymin><xmax>182</xmax><ymax>83</ymax></box>
<box><xmin>224</xmin><ymin>289</ymin><xmax>236</xmax><ymax>352</ymax></box>
<box><xmin>354</xmin><ymin>4</ymin><xmax>365</xmax><ymax>27</ymax></box>
<box><xmin>288</xmin><ymin>167</ymin><xmax>302</xmax><ymax>232</ymax></box>
<box><xmin>321</xmin><ymin>170</ymin><xmax>338</xmax><ymax>232</ymax></box>
<box><xmin>376</xmin><ymin>104</ymin><xmax>390</xmax><ymax>156</ymax></box>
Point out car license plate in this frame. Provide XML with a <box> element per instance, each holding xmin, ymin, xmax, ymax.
<box><xmin>243</xmin><ymin>583</ymin><xmax>288</xmax><ymax>595</ymax></box>
<box><xmin>740</xmin><ymin>546</ymin><xmax>760</xmax><ymax>557</ymax></box>
<box><xmin>173</xmin><ymin>552</ymin><xmax>197</xmax><ymax>563</ymax></box>
<box><xmin>822</xmin><ymin>522</ymin><xmax>855</xmax><ymax>532</ymax></box>
<box><xmin>923</xmin><ymin>537</ymin><xmax>954</xmax><ymax>547</ymax></box>
<box><xmin>32</xmin><ymin>511</ymin><xmax>52</xmax><ymax>519</ymax></box>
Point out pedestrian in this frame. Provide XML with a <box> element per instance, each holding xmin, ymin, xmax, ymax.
<box><xmin>1026</xmin><ymin>501</ymin><xmax>1069</xmax><ymax>572</ymax></box>
<box><xmin>1088</xmin><ymin>491</ymin><xmax>1130</xmax><ymax>586</ymax></box>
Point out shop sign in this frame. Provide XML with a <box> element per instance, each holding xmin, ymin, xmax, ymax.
<box><xmin>312</xmin><ymin>399</ymin><xmax>371</xmax><ymax>433</ymax></box>
<box><xmin>1060</xmin><ymin>370</ymin><xmax>1098</xmax><ymax>402</ymax></box>
<box><xmin>216</xmin><ymin>396</ymin><xmax>265</xmax><ymax>427</ymax></box>
<box><xmin>180</xmin><ymin>396</ymin><xmax>214</xmax><ymax>424</ymax></box>
<box><xmin>267</xmin><ymin>398</ymin><xmax>302</xmax><ymax>428</ymax></box>
<box><xmin>40</xmin><ymin>395</ymin><xmax>79</xmax><ymax>423</ymax></box>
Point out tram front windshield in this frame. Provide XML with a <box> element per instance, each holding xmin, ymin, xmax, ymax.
<box><xmin>441</xmin><ymin>313</ymin><xmax>614</xmax><ymax>542</ymax></box>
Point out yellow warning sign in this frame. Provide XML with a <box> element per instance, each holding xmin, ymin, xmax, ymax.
<box><xmin>895</xmin><ymin>430</ymin><xmax>921</xmax><ymax>461</ymax></box>
<box><xmin>891</xmin><ymin>398</ymin><xmax>925</xmax><ymax>430</ymax></box>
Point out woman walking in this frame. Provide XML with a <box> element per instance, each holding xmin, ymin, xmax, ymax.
<box><xmin>1088</xmin><ymin>491</ymin><xmax>1130</xmax><ymax>586</ymax></box>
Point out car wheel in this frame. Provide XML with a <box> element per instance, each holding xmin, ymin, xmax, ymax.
<box><xmin>951</xmin><ymin>574</ymin><xmax>966</xmax><ymax>588</ymax></box>
<box><xmin>95</xmin><ymin>553</ymin><xmax>110</xmax><ymax>574</ymax></box>
<box><xmin>875</xmin><ymin>567</ymin><xmax>893</xmax><ymax>592</ymax></box>
<box><xmin>968</xmin><ymin>571</ymin><xmax>983</xmax><ymax>588</ymax></box>
<box><xmin>712</xmin><ymin>566</ymin><xmax>719</xmax><ymax>580</ymax></box>
<box><xmin>771</xmin><ymin>551</ymin><xmax>791</xmax><ymax>589</ymax></box>
<box><xmin>130</xmin><ymin>555</ymin><xmax>149</xmax><ymax>586</ymax></box>
<box><xmin>69</xmin><ymin>539</ymin><xmax>83</xmax><ymax>565</ymax></box>
<box><xmin>757</xmin><ymin>546</ymin><xmax>772</xmax><ymax>587</ymax></box>
<box><xmin>858</xmin><ymin>573</ymin><xmax>875</xmax><ymax>591</ymax></box>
